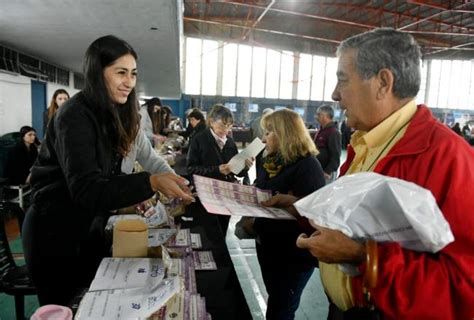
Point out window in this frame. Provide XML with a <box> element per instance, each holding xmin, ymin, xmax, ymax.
<box><xmin>311</xmin><ymin>55</ymin><xmax>326</xmax><ymax>101</ymax></box>
<box><xmin>297</xmin><ymin>53</ymin><xmax>312</xmax><ymax>100</ymax></box>
<box><xmin>185</xmin><ymin>37</ymin><xmax>202</xmax><ymax>94</ymax></box>
<box><xmin>222</xmin><ymin>43</ymin><xmax>238</xmax><ymax>96</ymax></box>
<box><xmin>236</xmin><ymin>44</ymin><xmax>252</xmax><ymax>97</ymax></box>
<box><xmin>427</xmin><ymin>60</ymin><xmax>441</xmax><ymax>108</ymax></box>
<box><xmin>251</xmin><ymin>46</ymin><xmax>266</xmax><ymax>98</ymax></box>
<box><xmin>201</xmin><ymin>40</ymin><xmax>218</xmax><ymax>95</ymax></box>
<box><xmin>279</xmin><ymin>51</ymin><xmax>294</xmax><ymax>99</ymax></box>
<box><xmin>324</xmin><ymin>57</ymin><xmax>337</xmax><ymax>101</ymax></box>
<box><xmin>248</xmin><ymin>103</ymin><xmax>259</xmax><ymax>112</ymax></box>
<box><xmin>265</xmin><ymin>49</ymin><xmax>281</xmax><ymax>99</ymax></box>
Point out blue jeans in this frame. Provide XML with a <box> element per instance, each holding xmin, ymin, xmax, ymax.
<box><xmin>256</xmin><ymin>243</ymin><xmax>315</xmax><ymax>320</ymax></box>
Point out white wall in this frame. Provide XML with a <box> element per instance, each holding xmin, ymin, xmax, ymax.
<box><xmin>0</xmin><ymin>71</ymin><xmax>80</xmax><ymax>136</ymax></box>
<box><xmin>0</xmin><ymin>72</ymin><xmax>32</xmax><ymax>135</ymax></box>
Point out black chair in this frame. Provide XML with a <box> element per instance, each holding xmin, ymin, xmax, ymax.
<box><xmin>0</xmin><ymin>204</ymin><xmax>36</xmax><ymax>320</ymax></box>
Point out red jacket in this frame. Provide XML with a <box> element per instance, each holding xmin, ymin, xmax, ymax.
<box><xmin>341</xmin><ymin>105</ymin><xmax>474</xmax><ymax>319</ymax></box>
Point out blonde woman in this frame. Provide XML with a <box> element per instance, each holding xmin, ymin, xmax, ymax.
<box><xmin>254</xmin><ymin>108</ymin><xmax>325</xmax><ymax>319</ymax></box>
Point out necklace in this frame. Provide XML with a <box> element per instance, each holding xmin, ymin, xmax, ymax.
<box><xmin>364</xmin><ymin>119</ymin><xmax>412</xmax><ymax>171</ymax></box>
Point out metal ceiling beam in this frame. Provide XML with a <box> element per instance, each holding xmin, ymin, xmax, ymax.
<box><xmin>241</xmin><ymin>0</ymin><xmax>275</xmax><ymax>40</ymax></box>
<box><xmin>398</xmin><ymin>2</ymin><xmax>473</xmax><ymax>30</ymax></box>
<box><xmin>305</xmin><ymin>2</ymin><xmax>473</xmax><ymax>32</ymax></box>
<box><xmin>184</xmin><ymin>17</ymin><xmax>341</xmax><ymax>44</ymax></box>
<box><xmin>224</xmin><ymin>1</ymin><xmax>375</xmax><ymax>29</ymax></box>
<box><xmin>425</xmin><ymin>41</ymin><xmax>474</xmax><ymax>56</ymax></box>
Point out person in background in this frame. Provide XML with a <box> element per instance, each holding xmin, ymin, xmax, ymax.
<box><xmin>250</xmin><ymin>108</ymin><xmax>273</xmax><ymax>141</ymax></box>
<box><xmin>265</xmin><ymin>28</ymin><xmax>474</xmax><ymax>320</ymax></box>
<box><xmin>187</xmin><ymin>104</ymin><xmax>253</xmax><ymax>234</ymax></box>
<box><xmin>186</xmin><ymin>108</ymin><xmax>206</xmax><ymax>147</ymax></box>
<box><xmin>140</xmin><ymin>97</ymin><xmax>165</xmax><ymax>145</ymax></box>
<box><xmin>160</xmin><ymin>105</ymin><xmax>173</xmax><ymax>134</ymax></box>
<box><xmin>254</xmin><ymin>109</ymin><xmax>325</xmax><ymax>319</ymax></box>
<box><xmin>314</xmin><ymin>105</ymin><xmax>341</xmax><ymax>183</ymax></box>
<box><xmin>5</xmin><ymin>126</ymin><xmax>39</xmax><ymax>185</ymax></box>
<box><xmin>451</xmin><ymin>122</ymin><xmax>462</xmax><ymax>136</ymax></box>
<box><xmin>23</xmin><ymin>35</ymin><xmax>193</xmax><ymax>306</ymax></box>
<box><xmin>43</xmin><ymin>89</ymin><xmax>70</xmax><ymax>134</ymax></box>
<box><xmin>462</xmin><ymin>122</ymin><xmax>471</xmax><ymax>138</ymax></box>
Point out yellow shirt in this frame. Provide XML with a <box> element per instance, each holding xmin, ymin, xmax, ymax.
<box><xmin>320</xmin><ymin>100</ymin><xmax>417</xmax><ymax>310</ymax></box>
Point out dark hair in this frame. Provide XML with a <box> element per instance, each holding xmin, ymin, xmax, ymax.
<box><xmin>187</xmin><ymin>108</ymin><xmax>205</xmax><ymax>122</ymax></box>
<box><xmin>47</xmin><ymin>89</ymin><xmax>70</xmax><ymax>120</ymax></box>
<box><xmin>145</xmin><ymin>97</ymin><xmax>162</xmax><ymax>134</ymax></box>
<box><xmin>20</xmin><ymin>126</ymin><xmax>36</xmax><ymax>138</ymax></box>
<box><xmin>337</xmin><ymin>28</ymin><xmax>421</xmax><ymax>99</ymax></box>
<box><xmin>83</xmin><ymin>35</ymin><xmax>140</xmax><ymax>156</ymax></box>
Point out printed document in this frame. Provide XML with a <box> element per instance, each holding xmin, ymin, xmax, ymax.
<box><xmin>228</xmin><ymin>137</ymin><xmax>265</xmax><ymax>174</ymax></box>
<box><xmin>193</xmin><ymin>174</ymin><xmax>294</xmax><ymax>220</ymax></box>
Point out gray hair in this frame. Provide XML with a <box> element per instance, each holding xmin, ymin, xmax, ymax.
<box><xmin>207</xmin><ymin>104</ymin><xmax>233</xmax><ymax>126</ymax></box>
<box><xmin>316</xmin><ymin>105</ymin><xmax>334</xmax><ymax>119</ymax></box>
<box><xmin>337</xmin><ymin>28</ymin><xmax>421</xmax><ymax>99</ymax></box>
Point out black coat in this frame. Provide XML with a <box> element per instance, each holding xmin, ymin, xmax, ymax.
<box><xmin>254</xmin><ymin>155</ymin><xmax>325</xmax><ymax>270</ymax></box>
<box><xmin>29</xmin><ymin>92</ymin><xmax>155</xmax><ymax>241</ymax></box>
<box><xmin>186</xmin><ymin>128</ymin><xmax>246</xmax><ymax>182</ymax></box>
<box><xmin>5</xmin><ymin>142</ymin><xmax>38</xmax><ymax>185</ymax></box>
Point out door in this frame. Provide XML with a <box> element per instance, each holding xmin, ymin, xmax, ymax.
<box><xmin>31</xmin><ymin>80</ymin><xmax>46</xmax><ymax>138</ymax></box>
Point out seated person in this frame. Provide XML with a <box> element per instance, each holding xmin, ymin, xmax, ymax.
<box><xmin>5</xmin><ymin>126</ymin><xmax>39</xmax><ymax>185</ymax></box>
<box><xmin>187</xmin><ymin>104</ymin><xmax>253</xmax><ymax>234</ymax></box>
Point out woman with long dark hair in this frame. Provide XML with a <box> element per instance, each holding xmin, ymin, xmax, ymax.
<box><xmin>22</xmin><ymin>35</ymin><xmax>192</xmax><ymax>306</ymax></box>
<box><xmin>5</xmin><ymin>126</ymin><xmax>39</xmax><ymax>185</ymax></box>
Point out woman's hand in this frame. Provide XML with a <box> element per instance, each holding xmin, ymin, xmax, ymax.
<box><xmin>219</xmin><ymin>163</ymin><xmax>232</xmax><ymax>175</ymax></box>
<box><xmin>261</xmin><ymin>193</ymin><xmax>299</xmax><ymax>217</ymax></box>
<box><xmin>244</xmin><ymin>157</ymin><xmax>255</xmax><ymax>169</ymax></box>
<box><xmin>149</xmin><ymin>173</ymin><xmax>194</xmax><ymax>202</ymax></box>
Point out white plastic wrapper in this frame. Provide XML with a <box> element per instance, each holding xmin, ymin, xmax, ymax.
<box><xmin>294</xmin><ymin>172</ymin><xmax>454</xmax><ymax>254</ymax></box>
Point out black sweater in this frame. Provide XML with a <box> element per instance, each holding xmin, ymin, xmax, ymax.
<box><xmin>254</xmin><ymin>155</ymin><xmax>325</xmax><ymax>269</ymax></box>
<box><xmin>186</xmin><ymin>128</ymin><xmax>246</xmax><ymax>182</ymax></box>
<box><xmin>5</xmin><ymin>142</ymin><xmax>38</xmax><ymax>185</ymax></box>
<box><xmin>30</xmin><ymin>92</ymin><xmax>155</xmax><ymax>241</ymax></box>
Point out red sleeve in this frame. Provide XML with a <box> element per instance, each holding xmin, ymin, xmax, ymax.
<box><xmin>351</xmin><ymin>132</ymin><xmax>474</xmax><ymax>320</ymax></box>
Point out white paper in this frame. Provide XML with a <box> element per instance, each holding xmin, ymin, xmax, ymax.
<box><xmin>293</xmin><ymin>172</ymin><xmax>454</xmax><ymax>274</ymax></box>
<box><xmin>228</xmin><ymin>137</ymin><xmax>265</xmax><ymax>174</ymax></box>
<box><xmin>75</xmin><ymin>277</ymin><xmax>180</xmax><ymax>320</ymax></box>
<box><xmin>193</xmin><ymin>174</ymin><xmax>294</xmax><ymax>220</ymax></box>
<box><xmin>89</xmin><ymin>258</ymin><xmax>165</xmax><ymax>292</ymax></box>
<box><xmin>191</xmin><ymin>233</ymin><xmax>202</xmax><ymax>249</ymax></box>
<box><xmin>192</xmin><ymin>251</ymin><xmax>217</xmax><ymax>270</ymax></box>
<box><xmin>148</xmin><ymin>229</ymin><xmax>178</xmax><ymax>247</ymax></box>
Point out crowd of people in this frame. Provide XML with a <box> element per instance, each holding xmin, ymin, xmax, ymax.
<box><xmin>1</xmin><ymin>27</ymin><xmax>473</xmax><ymax>320</ymax></box>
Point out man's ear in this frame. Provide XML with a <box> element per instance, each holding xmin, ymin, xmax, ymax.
<box><xmin>376</xmin><ymin>68</ymin><xmax>394</xmax><ymax>100</ymax></box>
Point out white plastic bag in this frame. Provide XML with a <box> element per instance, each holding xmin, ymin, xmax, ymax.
<box><xmin>294</xmin><ymin>172</ymin><xmax>454</xmax><ymax>253</ymax></box>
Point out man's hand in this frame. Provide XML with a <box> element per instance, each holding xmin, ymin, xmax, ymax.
<box><xmin>323</xmin><ymin>172</ymin><xmax>331</xmax><ymax>180</ymax></box>
<box><xmin>150</xmin><ymin>173</ymin><xmax>194</xmax><ymax>202</ymax></box>
<box><xmin>261</xmin><ymin>194</ymin><xmax>299</xmax><ymax>217</ymax></box>
<box><xmin>296</xmin><ymin>223</ymin><xmax>365</xmax><ymax>264</ymax></box>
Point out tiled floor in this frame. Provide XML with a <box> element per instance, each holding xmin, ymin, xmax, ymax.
<box><xmin>225</xmin><ymin>154</ymin><xmax>333</xmax><ymax>320</ymax></box>
<box><xmin>226</xmin><ymin>217</ymin><xmax>329</xmax><ymax>320</ymax></box>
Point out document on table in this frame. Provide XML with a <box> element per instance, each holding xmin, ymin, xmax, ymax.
<box><xmin>193</xmin><ymin>174</ymin><xmax>295</xmax><ymax>220</ymax></box>
<box><xmin>148</xmin><ymin>229</ymin><xmax>178</xmax><ymax>247</ymax></box>
<box><xmin>75</xmin><ymin>277</ymin><xmax>180</xmax><ymax>320</ymax></box>
<box><xmin>228</xmin><ymin>137</ymin><xmax>265</xmax><ymax>174</ymax></box>
<box><xmin>89</xmin><ymin>258</ymin><xmax>165</xmax><ymax>292</ymax></box>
